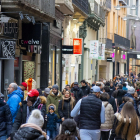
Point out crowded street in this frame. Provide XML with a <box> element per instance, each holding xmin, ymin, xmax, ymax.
<box><xmin>0</xmin><ymin>0</ymin><xmax>140</xmax><ymax>140</ymax></box>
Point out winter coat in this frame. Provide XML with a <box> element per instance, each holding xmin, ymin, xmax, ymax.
<box><xmin>47</xmin><ymin>104</ymin><xmax>61</xmax><ymax>131</ymax></box>
<box><xmin>122</xmin><ymin>87</ymin><xmax>128</xmax><ymax>91</ymax></box>
<box><xmin>110</xmin><ymin>86</ymin><xmax>115</xmax><ymax>95</ymax></box>
<box><xmin>101</xmin><ymin>101</ymin><xmax>114</xmax><ymax>130</ymax></box>
<box><xmin>108</xmin><ymin>95</ymin><xmax>117</xmax><ymax>113</ymax></box>
<box><xmin>136</xmin><ymin>81</ymin><xmax>140</xmax><ymax>89</ymax></box>
<box><xmin>12</xmin><ymin>123</ymin><xmax>46</xmax><ymax>140</ymax></box>
<box><xmin>72</xmin><ymin>88</ymin><xmax>83</xmax><ymax>103</ymax></box>
<box><xmin>117</xmin><ymin>89</ymin><xmax>125</xmax><ymax>106</ymax></box>
<box><xmin>80</xmin><ymin>84</ymin><xmax>90</xmax><ymax>96</ymax></box>
<box><xmin>110</xmin><ymin>113</ymin><xmax>138</xmax><ymax>140</ymax></box>
<box><xmin>11</xmin><ymin>96</ymin><xmax>46</xmax><ymax>134</ymax></box>
<box><xmin>17</xmin><ymin>87</ymin><xmax>24</xmax><ymax>100</ymax></box>
<box><xmin>58</xmin><ymin>97</ymin><xmax>75</xmax><ymax>119</ymax></box>
<box><xmin>7</xmin><ymin>90</ymin><xmax>23</xmax><ymax>123</ymax></box>
<box><xmin>46</xmin><ymin>90</ymin><xmax>62</xmax><ymax>118</ymax></box>
<box><xmin>0</xmin><ymin>98</ymin><xmax>12</xmax><ymax>137</ymax></box>
<box><xmin>80</xmin><ymin>94</ymin><xmax>102</xmax><ymax>130</ymax></box>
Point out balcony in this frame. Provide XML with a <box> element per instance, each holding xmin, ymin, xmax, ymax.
<box><xmin>1</xmin><ymin>0</ymin><xmax>55</xmax><ymax>22</ymax></box>
<box><xmin>72</xmin><ymin>0</ymin><xmax>89</xmax><ymax>15</ymax></box>
<box><xmin>114</xmin><ymin>34</ymin><xmax>130</xmax><ymax>49</ymax></box>
<box><xmin>119</xmin><ymin>0</ymin><xmax>127</xmax><ymax>5</ymax></box>
<box><xmin>100</xmin><ymin>0</ymin><xmax>111</xmax><ymax>11</ymax></box>
<box><xmin>55</xmin><ymin>0</ymin><xmax>74</xmax><ymax>15</ymax></box>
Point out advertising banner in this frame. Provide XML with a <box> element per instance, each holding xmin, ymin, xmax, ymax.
<box><xmin>98</xmin><ymin>44</ymin><xmax>105</xmax><ymax>60</ymax></box>
<box><xmin>73</xmin><ymin>38</ymin><xmax>83</xmax><ymax>54</ymax></box>
<box><xmin>90</xmin><ymin>40</ymin><xmax>99</xmax><ymax>59</ymax></box>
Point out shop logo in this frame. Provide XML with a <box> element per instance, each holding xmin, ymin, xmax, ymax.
<box><xmin>19</xmin><ymin>39</ymin><xmax>40</xmax><ymax>45</ymax></box>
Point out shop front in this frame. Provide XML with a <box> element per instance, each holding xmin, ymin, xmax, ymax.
<box><xmin>127</xmin><ymin>53</ymin><xmax>140</xmax><ymax>77</ymax></box>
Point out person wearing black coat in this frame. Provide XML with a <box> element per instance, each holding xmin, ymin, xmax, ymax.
<box><xmin>58</xmin><ymin>90</ymin><xmax>75</xmax><ymax>122</ymax></box>
<box><xmin>12</xmin><ymin>109</ymin><xmax>46</xmax><ymax>140</ymax></box>
<box><xmin>103</xmin><ymin>86</ymin><xmax>117</xmax><ymax>113</ymax></box>
<box><xmin>11</xmin><ymin>90</ymin><xmax>46</xmax><ymax>136</ymax></box>
<box><xmin>117</xmin><ymin>89</ymin><xmax>126</xmax><ymax>106</ymax></box>
<box><xmin>72</xmin><ymin>82</ymin><xmax>83</xmax><ymax>103</ymax></box>
<box><xmin>110</xmin><ymin>82</ymin><xmax>115</xmax><ymax>95</ymax></box>
<box><xmin>0</xmin><ymin>98</ymin><xmax>12</xmax><ymax>140</ymax></box>
<box><xmin>80</xmin><ymin>80</ymin><xmax>90</xmax><ymax>96</ymax></box>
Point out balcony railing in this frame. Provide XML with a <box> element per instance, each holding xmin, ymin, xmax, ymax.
<box><xmin>119</xmin><ymin>0</ymin><xmax>127</xmax><ymax>5</ymax></box>
<box><xmin>114</xmin><ymin>34</ymin><xmax>130</xmax><ymax>49</ymax></box>
<box><xmin>2</xmin><ymin>0</ymin><xmax>55</xmax><ymax>18</ymax></box>
<box><xmin>72</xmin><ymin>0</ymin><xmax>89</xmax><ymax>15</ymax></box>
<box><xmin>55</xmin><ymin>0</ymin><xmax>74</xmax><ymax>14</ymax></box>
<box><xmin>99</xmin><ymin>6</ymin><xmax>106</xmax><ymax>20</ymax></box>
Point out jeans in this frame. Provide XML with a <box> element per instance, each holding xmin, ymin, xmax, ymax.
<box><xmin>80</xmin><ymin>129</ymin><xmax>101</xmax><ymax>140</ymax></box>
<box><xmin>56</xmin><ymin>123</ymin><xmax>60</xmax><ymax>136</ymax></box>
<box><xmin>101</xmin><ymin>131</ymin><xmax>110</xmax><ymax>140</ymax></box>
<box><xmin>47</xmin><ymin>130</ymin><xmax>56</xmax><ymax>140</ymax></box>
<box><xmin>0</xmin><ymin>136</ymin><xmax>7</xmax><ymax>140</ymax></box>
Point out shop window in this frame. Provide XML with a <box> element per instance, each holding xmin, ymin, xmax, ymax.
<box><xmin>49</xmin><ymin>45</ymin><xmax>55</xmax><ymax>86</ymax></box>
<box><xmin>23</xmin><ymin>61</ymin><xmax>35</xmax><ymax>81</ymax></box>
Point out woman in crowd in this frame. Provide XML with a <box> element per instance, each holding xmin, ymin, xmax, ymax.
<box><xmin>100</xmin><ymin>93</ymin><xmax>114</xmax><ymax>140</ymax></box>
<box><xmin>58</xmin><ymin>90</ymin><xmax>75</xmax><ymax>122</ymax></box>
<box><xmin>110</xmin><ymin>102</ymin><xmax>140</xmax><ymax>140</ymax></box>
<box><xmin>55</xmin><ymin>119</ymin><xmax>80</xmax><ymax>140</ymax></box>
<box><xmin>62</xmin><ymin>88</ymin><xmax>67</xmax><ymax>95</ymax></box>
<box><xmin>12</xmin><ymin>109</ymin><xmax>46</xmax><ymax>140</ymax></box>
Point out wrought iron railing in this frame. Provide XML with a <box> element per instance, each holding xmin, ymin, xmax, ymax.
<box><xmin>2</xmin><ymin>0</ymin><xmax>55</xmax><ymax>18</ymax></box>
<box><xmin>72</xmin><ymin>0</ymin><xmax>89</xmax><ymax>15</ymax></box>
<box><xmin>114</xmin><ymin>34</ymin><xmax>130</xmax><ymax>48</ymax></box>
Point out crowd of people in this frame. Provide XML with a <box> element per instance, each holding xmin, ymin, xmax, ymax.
<box><xmin>1</xmin><ymin>76</ymin><xmax>140</xmax><ymax>140</ymax></box>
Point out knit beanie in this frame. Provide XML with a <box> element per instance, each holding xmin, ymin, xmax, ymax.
<box><xmin>49</xmin><ymin>105</ymin><xmax>55</xmax><ymax>111</ymax></box>
<box><xmin>52</xmin><ymin>84</ymin><xmax>59</xmax><ymax>90</ymax></box>
<box><xmin>27</xmin><ymin>109</ymin><xmax>44</xmax><ymax>128</ymax></box>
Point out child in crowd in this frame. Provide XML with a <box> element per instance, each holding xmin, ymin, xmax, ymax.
<box><xmin>46</xmin><ymin>104</ymin><xmax>61</xmax><ymax>140</ymax></box>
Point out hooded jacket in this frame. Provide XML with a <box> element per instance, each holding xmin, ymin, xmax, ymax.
<box><xmin>58</xmin><ymin>96</ymin><xmax>75</xmax><ymax>119</ymax></box>
<box><xmin>7</xmin><ymin>90</ymin><xmax>23</xmax><ymax>123</ymax></box>
<box><xmin>47</xmin><ymin>104</ymin><xmax>61</xmax><ymax>131</ymax></box>
<box><xmin>46</xmin><ymin>90</ymin><xmax>62</xmax><ymax>118</ymax></box>
<box><xmin>11</xmin><ymin>96</ymin><xmax>46</xmax><ymax>134</ymax></box>
<box><xmin>80</xmin><ymin>84</ymin><xmax>90</xmax><ymax>97</ymax></box>
<box><xmin>72</xmin><ymin>87</ymin><xmax>83</xmax><ymax>103</ymax></box>
<box><xmin>12</xmin><ymin>123</ymin><xmax>46</xmax><ymax>140</ymax></box>
<box><xmin>0</xmin><ymin>98</ymin><xmax>12</xmax><ymax>137</ymax></box>
<box><xmin>101</xmin><ymin>101</ymin><xmax>114</xmax><ymax>130</ymax></box>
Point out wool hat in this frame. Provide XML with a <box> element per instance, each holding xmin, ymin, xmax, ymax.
<box><xmin>74</xmin><ymin>82</ymin><xmax>78</xmax><ymax>85</ymax></box>
<box><xmin>52</xmin><ymin>84</ymin><xmax>59</xmax><ymax>90</ymax></box>
<box><xmin>91</xmin><ymin>86</ymin><xmax>100</xmax><ymax>93</ymax></box>
<box><xmin>27</xmin><ymin>109</ymin><xmax>44</xmax><ymax>128</ymax></box>
<box><xmin>49</xmin><ymin>105</ymin><xmax>55</xmax><ymax>111</ymax></box>
<box><xmin>44</xmin><ymin>88</ymin><xmax>50</xmax><ymax>95</ymax></box>
<box><xmin>128</xmin><ymin>87</ymin><xmax>135</xmax><ymax>94</ymax></box>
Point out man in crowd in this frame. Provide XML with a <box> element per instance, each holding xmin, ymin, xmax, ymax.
<box><xmin>11</xmin><ymin>89</ymin><xmax>46</xmax><ymax>135</ymax></box>
<box><xmin>17</xmin><ymin>82</ymin><xmax>27</xmax><ymax>100</ymax></box>
<box><xmin>7</xmin><ymin>83</ymin><xmax>23</xmax><ymax>123</ymax></box>
<box><xmin>72</xmin><ymin>82</ymin><xmax>83</xmax><ymax>103</ymax></box>
<box><xmin>80</xmin><ymin>80</ymin><xmax>90</xmax><ymax>96</ymax></box>
<box><xmin>46</xmin><ymin>84</ymin><xmax>62</xmax><ymax>134</ymax></box>
<box><xmin>71</xmin><ymin>86</ymin><xmax>105</xmax><ymax>140</ymax></box>
<box><xmin>66</xmin><ymin>85</ymin><xmax>71</xmax><ymax>91</ymax></box>
<box><xmin>44</xmin><ymin>88</ymin><xmax>50</xmax><ymax>98</ymax></box>
<box><xmin>103</xmin><ymin>86</ymin><xmax>117</xmax><ymax>113</ymax></box>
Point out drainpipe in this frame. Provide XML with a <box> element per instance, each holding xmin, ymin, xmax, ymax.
<box><xmin>96</xmin><ymin>30</ymin><xmax>98</xmax><ymax>81</ymax></box>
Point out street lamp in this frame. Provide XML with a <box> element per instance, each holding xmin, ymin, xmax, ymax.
<box><xmin>131</xmin><ymin>5</ymin><xmax>136</xmax><ymax>10</ymax></box>
<box><xmin>115</xmin><ymin>5</ymin><xmax>121</xmax><ymax>10</ymax></box>
<box><xmin>135</xmin><ymin>17</ymin><xmax>139</xmax><ymax>21</ymax></box>
<box><xmin>123</xmin><ymin>17</ymin><xmax>127</xmax><ymax>21</ymax></box>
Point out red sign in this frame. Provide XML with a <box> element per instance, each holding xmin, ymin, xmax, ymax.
<box><xmin>73</xmin><ymin>38</ymin><xmax>83</xmax><ymax>54</ymax></box>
